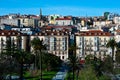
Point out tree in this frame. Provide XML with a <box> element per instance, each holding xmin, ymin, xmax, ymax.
<box><xmin>1</xmin><ymin>37</ymin><xmax>21</xmax><ymax>80</ymax></box>
<box><xmin>31</xmin><ymin>37</ymin><xmax>46</xmax><ymax>80</ymax></box>
<box><xmin>69</xmin><ymin>43</ymin><xmax>77</xmax><ymax>56</ymax></box>
<box><xmin>42</xmin><ymin>53</ymin><xmax>62</xmax><ymax>71</ymax></box>
<box><xmin>78</xmin><ymin>65</ymin><xmax>97</xmax><ymax>80</ymax></box>
<box><xmin>14</xmin><ymin>50</ymin><xmax>33</xmax><ymax>80</ymax></box>
<box><xmin>101</xmin><ymin>55</ymin><xmax>113</xmax><ymax>73</ymax></box>
<box><xmin>68</xmin><ymin>55</ymin><xmax>79</xmax><ymax>80</ymax></box>
<box><xmin>68</xmin><ymin>43</ymin><xmax>80</xmax><ymax>80</ymax></box>
<box><xmin>106</xmin><ymin>38</ymin><xmax>118</xmax><ymax>61</ymax></box>
<box><xmin>85</xmin><ymin>54</ymin><xmax>94</xmax><ymax>64</ymax></box>
<box><xmin>116</xmin><ymin>49</ymin><xmax>120</xmax><ymax>64</ymax></box>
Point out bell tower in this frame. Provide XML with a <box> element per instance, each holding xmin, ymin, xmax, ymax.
<box><xmin>40</xmin><ymin>8</ymin><xmax>42</xmax><ymax>20</ymax></box>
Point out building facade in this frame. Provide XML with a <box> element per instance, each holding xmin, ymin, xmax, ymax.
<box><xmin>75</xmin><ymin>30</ymin><xmax>113</xmax><ymax>60</ymax></box>
<box><xmin>0</xmin><ymin>18</ymin><xmax>20</xmax><ymax>27</ymax></box>
<box><xmin>55</xmin><ymin>18</ymin><xmax>73</xmax><ymax>26</ymax></box>
<box><xmin>30</xmin><ymin>31</ymin><xmax>69</xmax><ymax>60</ymax></box>
<box><xmin>19</xmin><ymin>18</ymin><xmax>39</xmax><ymax>27</ymax></box>
<box><xmin>0</xmin><ymin>30</ymin><xmax>29</xmax><ymax>52</ymax></box>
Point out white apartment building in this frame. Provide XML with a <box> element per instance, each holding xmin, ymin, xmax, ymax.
<box><xmin>0</xmin><ymin>18</ymin><xmax>20</xmax><ymax>27</ymax></box>
<box><xmin>93</xmin><ymin>21</ymin><xmax>112</xmax><ymax>27</ymax></box>
<box><xmin>0</xmin><ymin>30</ymin><xmax>29</xmax><ymax>52</ymax></box>
<box><xmin>115</xmin><ymin>29</ymin><xmax>120</xmax><ymax>42</ymax></box>
<box><xmin>75</xmin><ymin>30</ymin><xmax>113</xmax><ymax>60</ymax></box>
<box><xmin>30</xmin><ymin>31</ymin><xmax>69</xmax><ymax>60</ymax></box>
<box><xmin>55</xmin><ymin>18</ymin><xmax>73</xmax><ymax>26</ymax></box>
<box><xmin>114</xmin><ymin>17</ymin><xmax>120</xmax><ymax>24</ymax></box>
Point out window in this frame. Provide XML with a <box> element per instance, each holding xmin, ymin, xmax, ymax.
<box><xmin>62</xmin><ymin>52</ymin><xmax>64</xmax><ymax>55</ymax></box>
<box><xmin>23</xmin><ymin>19</ymin><xmax>25</xmax><ymax>23</ymax></box>
<box><xmin>62</xmin><ymin>42</ymin><xmax>64</xmax><ymax>45</ymax></box>
<box><xmin>63</xmin><ymin>22</ymin><xmax>64</xmax><ymax>25</ymax></box>
<box><xmin>62</xmin><ymin>56</ymin><xmax>64</xmax><ymax>59</ymax></box>
<box><xmin>62</xmin><ymin>37</ymin><xmax>65</xmax><ymax>40</ymax></box>
<box><xmin>80</xmin><ymin>38</ymin><xmax>82</xmax><ymax>41</ymax></box>
<box><xmin>95</xmin><ymin>42</ymin><xmax>97</xmax><ymax>46</ymax></box>
<box><xmin>94</xmin><ymin>37</ymin><xmax>97</xmax><ymax>40</ymax></box>
<box><xmin>56</xmin><ymin>22</ymin><xmax>58</xmax><ymax>25</ymax></box>
<box><xmin>59</xmin><ymin>52</ymin><xmax>61</xmax><ymax>55</ymax></box>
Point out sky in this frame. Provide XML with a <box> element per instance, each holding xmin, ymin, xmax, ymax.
<box><xmin>0</xmin><ymin>0</ymin><xmax>120</xmax><ymax>16</ymax></box>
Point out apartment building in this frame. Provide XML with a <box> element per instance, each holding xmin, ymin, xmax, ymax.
<box><xmin>114</xmin><ymin>17</ymin><xmax>120</xmax><ymax>24</ymax></box>
<box><xmin>115</xmin><ymin>29</ymin><xmax>120</xmax><ymax>42</ymax></box>
<box><xmin>19</xmin><ymin>18</ymin><xmax>39</xmax><ymax>27</ymax></box>
<box><xmin>0</xmin><ymin>18</ymin><xmax>20</xmax><ymax>27</ymax></box>
<box><xmin>31</xmin><ymin>30</ymin><xmax>69</xmax><ymax>60</ymax></box>
<box><xmin>55</xmin><ymin>18</ymin><xmax>73</xmax><ymax>26</ymax></box>
<box><xmin>48</xmin><ymin>14</ymin><xmax>61</xmax><ymax>24</ymax></box>
<box><xmin>0</xmin><ymin>30</ymin><xmax>29</xmax><ymax>52</ymax></box>
<box><xmin>75</xmin><ymin>30</ymin><xmax>113</xmax><ymax>60</ymax></box>
<box><xmin>93</xmin><ymin>20</ymin><xmax>112</xmax><ymax>27</ymax></box>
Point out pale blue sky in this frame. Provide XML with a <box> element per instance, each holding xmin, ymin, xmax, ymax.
<box><xmin>0</xmin><ymin>0</ymin><xmax>120</xmax><ymax>16</ymax></box>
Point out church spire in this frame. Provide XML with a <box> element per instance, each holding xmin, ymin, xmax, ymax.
<box><xmin>40</xmin><ymin>8</ymin><xmax>42</xmax><ymax>20</ymax></box>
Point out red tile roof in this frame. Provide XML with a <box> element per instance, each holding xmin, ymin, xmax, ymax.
<box><xmin>0</xmin><ymin>30</ymin><xmax>23</xmax><ymax>36</ymax></box>
<box><xmin>34</xmin><ymin>30</ymin><xmax>69</xmax><ymax>36</ymax></box>
<box><xmin>75</xmin><ymin>30</ymin><xmax>112</xmax><ymax>36</ymax></box>
<box><xmin>46</xmin><ymin>25</ymin><xmax>75</xmax><ymax>28</ymax></box>
<box><xmin>116</xmin><ymin>29</ymin><xmax>120</xmax><ymax>32</ymax></box>
<box><xmin>56</xmin><ymin>18</ymin><xmax>72</xmax><ymax>20</ymax></box>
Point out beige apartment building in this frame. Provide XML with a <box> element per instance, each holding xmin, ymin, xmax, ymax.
<box><xmin>30</xmin><ymin>30</ymin><xmax>69</xmax><ymax>60</ymax></box>
<box><xmin>19</xmin><ymin>18</ymin><xmax>39</xmax><ymax>27</ymax></box>
<box><xmin>75</xmin><ymin>30</ymin><xmax>113</xmax><ymax>60</ymax></box>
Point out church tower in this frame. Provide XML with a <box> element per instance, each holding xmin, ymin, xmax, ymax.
<box><xmin>40</xmin><ymin>8</ymin><xmax>42</xmax><ymax>20</ymax></box>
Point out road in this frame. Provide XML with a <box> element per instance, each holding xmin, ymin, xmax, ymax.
<box><xmin>52</xmin><ymin>63</ymin><xmax>68</xmax><ymax>80</ymax></box>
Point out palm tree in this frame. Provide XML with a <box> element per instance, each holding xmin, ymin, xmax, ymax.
<box><xmin>68</xmin><ymin>43</ymin><xmax>80</xmax><ymax>80</ymax></box>
<box><xmin>31</xmin><ymin>37</ymin><xmax>46</xmax><ymax>80</ymax></box>
<box><xmin>106</xmin><ymin>38</ymin><xmax>118</xmax><ymax>61</ymax></box>
<box><xmin>68</xmin><ymin>55</ymin><xmax>79</xmax><ymax>80</ymax></box>
<box><xmin>69</xmin><ymin>43</ymin><xmax>77</xmax><ymax>56</ymax></box>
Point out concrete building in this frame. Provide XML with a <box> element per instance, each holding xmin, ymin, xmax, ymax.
<box><xmin>0</xmin><ymin>18</ymin><xmax>20</xmax><ymax>27</ymax></box>
<box><xmin>55</xmin><ymin>18</ymin><xmax>73</xmax><ymax>26</ymax></box>
<box><xmin>0</xmin><ymin>30</ymin><xmax>29</xmax><ymax>52</ymax></box>
<box><xmin>113</xmin><ymin>17</ymin><xmax>120</xmax><ymax>24</ymax></box>
<box><xmin>19</xmin><ymin>18</ymin><xmax>39</xmax><ymax>27</ymax></box>
<box><xmin>107</xmin><ymin>13</ymin><xmax>119</xmax><ymax>20</ymax></box>
<box><xmin>115</xmin><ymin>29</ymin><xmax>120</xmax><ymax>42</ymax></box>
<box><xmin>31</xmin><ymin>30</ymin><xmax>69</xmax><ymax>60</ymax></box>
<box><xmin>48</xmin><ymin>14</ymin><xmax>61</xmax><ymax>24</ymax></box>
<box><xmin>75</xmin><ymin>30</ymin><xmax>113</xmax><ymax>60</ymax></box>
<box><xmin>93</xmin><ymin>20</ymin><xmax>112</xmax><ymax>27</ymax></box>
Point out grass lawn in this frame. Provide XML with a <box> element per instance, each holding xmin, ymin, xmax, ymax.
<box><xmin>114</xmin><ymin>68</ymin><xmax>120</xmax><ymax>74</ymax></box>
<box><xmin>24</xmin><ymin>70</ymin><xmax>57</xmax><ymax>80</ymax></box>
<box><xmin>65</xmin><ymin>72</ymin><xmax>76</xmax><ymax>80</ymax></box>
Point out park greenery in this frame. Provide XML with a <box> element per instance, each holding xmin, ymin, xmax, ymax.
<box><xmin>65</xmin><ymin>38</ymin><xmax>120</xmax><ymax>80</ymax></box>
<box><xmin>0</xmin><ymin>37</ymin><xmax>62</xmax><ymax>80</ymax></box>
<box><xmin>1</xmin><ymin>36</ymin><xmax>120</xmax><ymax>80</ymax></box>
